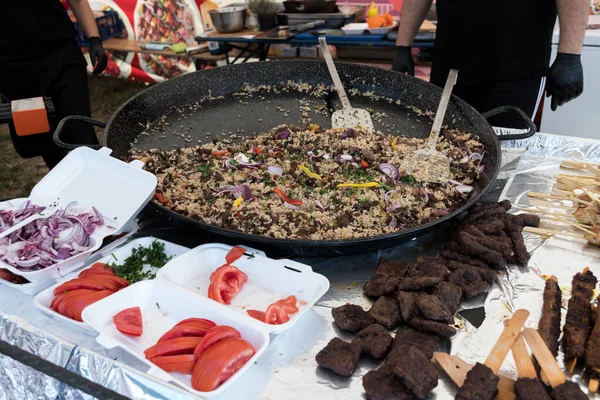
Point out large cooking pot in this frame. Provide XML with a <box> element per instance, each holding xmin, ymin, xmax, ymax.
<box><xmin>54</xmin><ymin>61</ymin><xmax>534</xmax><ymax>255</ymax></box>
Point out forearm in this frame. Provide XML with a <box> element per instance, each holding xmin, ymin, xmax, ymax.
<box><xmin>396</xmin><ymin>0</ymin><xmax>434</xmax><ymax>47</ymax></box>
<box><xmin>67</xmin><ymin>0</ymin><xmax>100</xmax><ymax>39</ymax></box>
<box><xmin>556</xmin><ymin>0</ymin><xmax>588</xmax><ymax>54</ymax></box>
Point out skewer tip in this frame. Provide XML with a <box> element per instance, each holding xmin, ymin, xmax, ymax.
<box><xmin>567</xmin><ymin>357</ymin><xmax>577</xmax><ymax>374</ymax></box>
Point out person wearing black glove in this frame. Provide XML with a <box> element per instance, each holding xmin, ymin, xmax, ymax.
<box><xmin>393</xmin><ymin>0</ymin><xmax>588</xmax><ymax>130</ymax></box>
<box><xmin>0</xmin><ymin>0</ymin><xmax>107</xmax><ymax>169</ymax></box>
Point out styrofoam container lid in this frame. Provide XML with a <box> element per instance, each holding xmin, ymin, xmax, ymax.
<box><xmin>34</xmin><ymin>237</ymin><xmax>190</xmax><ymax>330</ymax></box>
<box><xmin>341</xmin><ymin>22</ymin><xmax>367</xmax><ymax>35</ymax></box>
<box><xmin>82</xmin><ymin>279</ymin><xmax>269</xmax><ymax>397</ymax></box>
<box><xmin>0</xmin><ymin>147</ymin><xmax>157</xmax><ymax>282</ymax></box>
<box><xmin>156</xmin><ymin>243</ymin><xmax>330</xmax><ymax>334</ymax></box>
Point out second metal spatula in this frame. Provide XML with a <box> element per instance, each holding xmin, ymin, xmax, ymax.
<box><xmin>318</xmin><ymin>36</ymin><xmax>374</xmax><ymax>132</ymax></box>
<box><xmin>400</xmin><ymin>69</ymin><xmax>458</xmax><ymax>183</ymax></box>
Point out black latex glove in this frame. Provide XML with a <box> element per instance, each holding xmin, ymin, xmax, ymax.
<box><xmin>546</xmin><ymin>53</ymin><xmax>583</xmax><ymax>111</ymax></box>
<box><xmin>88</xmin><ymin>37</ymin><xmax>108</xmax><ymax>75</ymax></box>
<box><xmin>392</xmin><ymin>46</ymin><xmax>415</xmax><ymax>75</ymax></box>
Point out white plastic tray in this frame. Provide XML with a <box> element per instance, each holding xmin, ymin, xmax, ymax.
<box><xmin>341</xmin><ymin>23</ymin><xmax>366</xmax><ymax>35</ymax></box>
<box><xmin>156</xmin><ymin>243</ymin><xmax>330</xmax><ymax>334</ymax></box>
<box><xmin>0</xmin><ymin>147</ymin><xmax>157</xmax><ymax>282</ymax></box>
<box><xmin>81</xmin><ymin>279</ymin><xmax>269</xmax><ymax>397</ymax></box>
<box><xmin>0</xmin><ymin>220</ymin><xmax>140</xmax><ymax>296</ymax></box>
<box><xmin>34</xmin><ymin>238</ymin><xmax>189</xmax><ymax>331</ymax></box>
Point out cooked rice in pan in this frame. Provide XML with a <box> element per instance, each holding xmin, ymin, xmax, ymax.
<box><xmin>131</xmin><ymin>125</ymin><xmax>485</xmax><ymax>240</ymax></box>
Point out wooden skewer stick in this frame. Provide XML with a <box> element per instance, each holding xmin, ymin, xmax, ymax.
<box><xmin>511</xmin><ymin>332</ymin><xmax>538</xmax><ymax>379</ymax></box>
<box><xmin>541</xmin><ymin>216</ymin><xmax>595</xmax><ymax>235</ymax></box>
<box><xmin>528</xmin><ymin>192</ymin><xmax>594</xmax><ymax>207</ymax></box>
<box><xmin>522</xmin><ymin>207</ymin><xmax>578</xmax><ymax>221</ymax></box>
<box><xmin>582</xmin><ymin>187</ymin><xmax>600</xmax><ymax>206</ymax></box>
<box><xmin>567</xmin><ymin>356</ymin><xmax>578</xmax><ymax>374</ymax></box>
<box><xmin>557</xmin><ymin>173</ymin><xmax>600</xmax><ymax>181</ymax></box>
<box><xmin>434</xmin><ymin>353</ymin><xmax>515</xmax><ymax>400</ymax></box>
<box><xmin>527</xmin><ymin>198</ymin><xmax>574</xmax><ymax>210</ymax></box>
<box><xmin>522</xmin><ymin>328</ymin><xmax>567</xmax><ymax>388</ymax></box>
<box><xmin>485</xmin><ymin>309</ymin><xmax>531</xmax><ymax>374</ymax></box>
<box><xmin>590</xmin><ymin>368</ymin><xmax>600</xmax><ymax>393</ymax></box>
<box><xmin>561</xmin><ymin>159</ymin><xmax>600</xmax><ymax>171</ymax></box>
<box><xmin>524</xmin><ymin>226</ymin><xmax>586</xmax><ymax>240</ymax></box>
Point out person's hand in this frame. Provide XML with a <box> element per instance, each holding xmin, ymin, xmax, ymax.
<box><xmin>546</xmin><ymin>53</ymin><xmax>583</xmax><ymax>111</ymax></box>
<box><xmin>88</xmin><ymin>37</ymin><xmax>108</xmax><ymax>75</ymax></box>
<box><xmin>392</xmin><ymin>46</ymin><xmax>415</xmax><ymax>75</ymax></box>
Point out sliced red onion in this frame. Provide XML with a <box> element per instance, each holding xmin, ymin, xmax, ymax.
<box><xmin>469</xmin><ymin>152</ymin><xmax>483</xmax><ymax>161</ymax></box>
<box><xmin>15</xmin><ymin>257</ymin><xmax>41</xmax><ymax>268</ymax></box>
<box><xmin>283</xmin><ymin>202</ymin><xmax>300</xmax><ymax>210</ymax></box>
<box><xmin>379</xmin><ymin>163</ymin><xmax>399</xmax><ymax>181</ymax></box>
<box><xmin>447</xmin><ymin>179</ymin><xmax>462</xmax><ymax>186</ymax></box>
<box><xmin>267</xmin><ymin>166</ymin><xmax>283</xmax><ymax>176</ymax></box>
<box><xmin>437</xmin><ymin>209</ymin><xmax>450</xmax><ymax>216</ymax></box>
<box><xmin>389</xmin><ymin>217</ymin><xmax>397</xmax><ymax>227</ymax></box>
<box><xmin>478</xmin><ymin>165</ymin><xmax>485</xmax><ymax>174</ymax></box>
<box><xmin>341</xmin><ymin>128</ymin><xmax>354</xmax><ymax>139</ymax></box>
<box><xmin>338</xmin><ymin>154</ymin><xmax>354</xmax><ymax>163</ymax></box>
<box><xmin>276</xmin><ymin>129</ymin><xmax>290</xmax><ymax>139</ymax></box>
<box><xmin>57</xmin><ymin>247</ymin><xmax>71</xmax><ymax>259</ymax></box>
<box><xmin>314</xmin><ymin>200</ymin><xmax>325</xmax><ymax>210</ymax></box>
<box><xmin>224</xmin><ymin>159</ymin><xmax>235</xmax><ymax>169</ymax></box>
<box><xmin>234</xmin><ymin>153</ymin><xmax>250</xmax><ymax>163</ymax></box>
<box><xmin>215</xmin><ymin>184</ymin><xmax>252</xmax><ymax>200</ymax></box>
<box><xmin>386</xmin><ymin>205</ymin><xmax>402</xmax><ymax>213</ymax></box>
<box><xmin>239</xmin><ymin>162</ymin><xmax>261</xmax><ymax>169</ymax></box>
<box><xmin>384</xmin><ymin>190</ymin><xmax>394</xmax><ymax>204</ymax></box>
<box><xmin>456</xmin><ymin>185</ymin><xmax>474</xmax><ymax>197</ymax></box>
<box><xmin>422</xmin><ymin>190</ymin><xmax>429</xmax><ymax>206</ymax></box>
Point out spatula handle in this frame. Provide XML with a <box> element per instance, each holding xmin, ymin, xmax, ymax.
<box><xmin>427</xmin><ymin>69</ymin><xmax>458</xmax><ymax>151</ymax></box>
<box><xmin>318</xmin><ymin>36</ymin><xmax>352</xmax><ymax>110</ymax></box>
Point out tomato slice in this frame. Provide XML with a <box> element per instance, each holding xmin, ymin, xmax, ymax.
<box><xmin>273</xmin><ymin>188</ymin><xmax>303</xmax><ymax>205</ymax></box>
<box><xmin>53</xmin><ymin>278</ymin><xmax>120</xmax><ymax>295</ymax></box>
<box><xmin>90</xmin><ymin>263</ymin><xmax>114</xmax><ymax>273</ymax></box>
<box><xmin>246</xmin><ymin>309</ymin><xmax>265</xmax><ymax>322</ymax></box>
<box><xmin>194</xmin><ymin>325</ymin><xmax>241</xmax><ymax>357</ymax></box>
<box><xmin>144</xmin><ymin>337</ymin><xmax>203</xmax><ymax>359</ymax></box>
<box><xmin>225</xmin><ymin>246</ymin><xmax>246</xmax><ymax>265</ymax></box>
<box><xmin>158</xmin><ymin>322</ymin><xmax>212</xmax><ymax>342</ymax></box>
<box><xmin>78</xmin><ymin>268</ymin><xmax>114</xmax><ymax>277</ymax></box>
<box><xmin>191</xmin><ymin>338</ymin><xmax>256</xmax><ymax>391</ymax></box>
<box><xmin>64</xmin><ymin>289</ymin><xmax>114</xmax><ymax>322</ymax></box>
<box><xmin>113</xmin><ymin>306</ymin><xmax>144</xmax><ymax>336</ymax></box>
<box><xmin>263</xmin><ymin>296</ymin><xmax>299</xmax><ymax>325</ymax></box>
<box><xmin>207</xmin><ymin>265</ymin><xmax>248</xmax><ymax>305</ymax></box>
<box><xmin>174</xmin><ymin>318</ymin><xmax>216</xmax><ymax>329</ymax></box>
<box><xmin>150</xmin><ymin>354</ymin><xmax>197</xmax><ymax>374</ymax></box>
<box><xmin>82</xmin><ymin>274</ymin><xmax>130</xmax><ymax>289</ymax></box>
<box><xmin>55</xmin><ymin>289</ymin><xmax>96</xmax><ymax>317</ymax></box>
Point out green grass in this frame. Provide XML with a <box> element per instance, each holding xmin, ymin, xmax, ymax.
<box><xmin>0</xmin><ymin>75</ymin><xmax>148</xmax><ymax>200</ymax></box>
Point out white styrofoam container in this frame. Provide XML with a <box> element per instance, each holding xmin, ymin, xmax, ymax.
<box><xmin>0</xmin><ymin>147</ymin><xmax>157</xmax><ymax>283</ymax></box>
<box><xmin>0</xmin><ymin>220</ymin><xmax>140</xmax><ymax>296</ymax></box>
<box><xmin>156</xmin><ymin>243</ymin><xmax>330</xmax><ymax>334</ymax></box>
<box><xmin>81</xmin><ymin>279</ymin><xmax>269</xmax><ymax>397</ymax></box>
<box><xmin>34</xmin><ymin>238</ymin><xmax>189</xmax><ymax>331</ymax></box>
<box><xmin>341</xmin><ymin>22</ymin><xmax>367</xmax><ymax>35</ymax></box>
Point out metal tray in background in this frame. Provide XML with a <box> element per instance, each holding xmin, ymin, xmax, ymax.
<box><xmin>278</xmin><ymin>7</ymin><xmax>365</xmax><ymax>29</ymax></box>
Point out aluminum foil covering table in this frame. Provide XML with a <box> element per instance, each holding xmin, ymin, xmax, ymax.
<box><xmin>1</xmin><ymin>132</ymin><xmax>600</xmax><ymax>400</ymax></box>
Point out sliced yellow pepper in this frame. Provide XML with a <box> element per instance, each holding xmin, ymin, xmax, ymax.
<box><xmin>232</xmin><ymin>197</ymin><xmax>244</xmax><ymax>208</ymax></box>
<box><xmin>391</xmin><ymin>137</ymin><xmax>397</xmax><ymax>148</ymax></box>
<box><xmin>310</xmin><ymin>124</ymin><xmax>319</xmax><ymax>132</ymax></box>
<box><xmin>337</xmin><ymin>182</ymin><xmax>380</xmax><ymax>188</ymax></box>
<box><xmin>299</xmin><ymin>165</ymin><xmax>322</xmax><ymax>180</ymax></box>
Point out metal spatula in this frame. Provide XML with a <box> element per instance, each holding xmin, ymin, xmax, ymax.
<box><xmin>400</xmin><ymin>69</ymin><xmax>458</xmax><ymax>183</ymax></box>
<box><xmin>318</xmin><ymin>36</ymin><xmax>374</xmax><ymax>132</ymax></box>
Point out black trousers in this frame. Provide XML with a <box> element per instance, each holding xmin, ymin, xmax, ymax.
<box><xmin>430</xmin><ymin>63</ymin><xmax>543</xmax><ymax>130</ymax></box>
<box><xmin>0</xmin><ymin>40</ymin><xmax>98</xmax><ymax>168</ymax></box>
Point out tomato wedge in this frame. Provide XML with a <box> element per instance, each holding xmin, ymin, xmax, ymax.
<box><xmin>55</xmin><ymin>289</ymin><xmax>95</xmax><ymax>317</ymax></box>
<box><xmin>78</xmin><ymin>268</ymin><xmax>114</xmax><ymax>277</ymax></box>
<box><xmin>225</xmin><ymin>246</ymin><xmax>246</xmax><ymax>265</ymax></box>
<box><xmin>263</xmin><ymin>296</ymin><xmax>299</xmax><ymax>325</ymax></box>
<box><xmin>207</xmin><ymin>265</ymin><xmax>248</xmax><ymax>305</ymax></box>
<box><xmin>246</xmin><ymin>309</ymin><xmax>265</xmax><ymax>322</ymax></box>
<box><xmin>53</xmin><ymin>278</ymin><xmax>120</xmax><ymax>295</ymax></box>
<box><xmin>158</xmin><ymin>322</ymin><xmax>212</xmax><ymax>343</ymax></box>
<box><xmin>113</xmin><ymin>306</ymin><xmax>143</xmax><ymax>336</ymax></box>
<box><xmin>82</xmin><ymin>274</ymin><xmax>130</xmax><ymax>289</ymax></box>
<box><xmin>144</xmin><ymin>337</ymin><xmax>203</xmax><ymax>359</ymax></box>
<box><xmin>90</xmin><ymin>263</ymin><xmax>114</xmax><ymax>273</ymax></box>
<box><xmin>174</xmin><ymin>318</ymin><xmax>216</xmax><ymax>329</ymax></box>
<box><xmin>191</xmin><ymin>338</ymin><xmax>256</xmax><ymax>391</ymax></box>
<box><xmin>151</xmin><ymin>354</ymin><xmax>197</xmax><ymax>374</ymax></box>
<box><xmin>194</xmin><ymin>325</ymin><xmax>241</xmax><ymax>357</ymax></box>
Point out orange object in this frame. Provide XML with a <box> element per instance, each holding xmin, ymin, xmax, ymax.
<box><xmin>11</xmin><ymin>97</ymin><xmax>50</xmax><ymax>136</ymax></box>
<box><xmin>367</xmin><ymin>14</ymin><xmax>393</xmax><ymax>28</ymax></box>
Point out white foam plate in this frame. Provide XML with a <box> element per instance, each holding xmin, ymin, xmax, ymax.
<box><xmin>156</xmin><ymin>243</ymin><xmax>330</xmax><ymax>334</ymax></box>
<box><xmin>34</xmin><ymin>238</ymin><xmax>189</xmax><ymax>331</ymax></box>
<box><xmin>0</xmin><ymin>147</ymin><xmax>156</xmax><ymax>282</ymax></box>
<box><xmin>82</xmin><ymin>279</ymin><xmax>269</xmax><ymax>397</ymax></box>
<box><xmin>341</xmin><ymin>23</ymin><xmax>367</xmax><ymax>35</ymax></box>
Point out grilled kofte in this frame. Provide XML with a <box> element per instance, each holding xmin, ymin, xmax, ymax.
<box><xmin>514</xmin><ymin>378</ymin><xmax>551</xmax><ymax>400</ymax></box>
<box><xmin>315</xmin><ymin>337</ymin><xmax>361</xmax><ymax>376</ymax></box>
<box><xmin>455</xmin><ymin>362</ymin><xmax>499</xmax><ymax>400</ymax></box>
<box><xmin>432</xmin><ymin>282</ymin><xmax>463</xmax><ymax>314</ymax></box>
<box><xmin>538</xmin><ymin>276</ymin><xmax>562</xmax><ymax>358</ymax></box>
<box><xmin>331</xmin><ymin>304</ymin><xmax>375</xmax><ymax>332</ymax></box>
<box><xmin>393</xmin><ymin>346</ymin><xmax>438</xmax><ymax>399</ymax></box>
<box><xmin>353</xmin><ymin>324</ymin><xmax>393</xmax><ymax>359</ymax></box>
<box><xmin>551</xmin><ymin>381</ymin><xmax>589</xmax><ymax>400</ymax></box>
<box><xmin>135</xmin><ymin>125</ymin><xmax>485</xmax><ymax>241</ymax></box>
<box><xmin>585</xmin><ymin>294</ymin><xmax>600</xmax><ymax>387</ymax></box>
<box><xmin>563</xmin><ymin>269</ymin><xmax>597</xmax><ymax>364</ymax></box>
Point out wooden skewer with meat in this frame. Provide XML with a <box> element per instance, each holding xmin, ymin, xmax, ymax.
<box><xmin>563</xmin><ymin>268</ymin><xmax>597</xmax><ymax>373</ymax></box>
<box><xmin>510</xmin><ymin>331</ymin><xmax>551</xmax><ymax>400</ymax></box>
<box><xmin>585</xmin><ymin>294</ymin><xmax>600</xmax><ymax>393</ymax></box>
<box><xmin>434</xmin><ymin>353</ymin><xmax>515</xmax><ymax>400</ymax></box>
<box><xmin>522</xmin><ymin>328</ymin><xmax>588</xmax><ymax>400</ymax></box>
<box><xmin>536</xmin><ymin>275</ymin><xmax>562</xmax><ymax>385</ymax></box>
<box><xmin>454</xmin><ymin>309</ymin><xmax>529</xmax><ymax>400</ymax></box>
